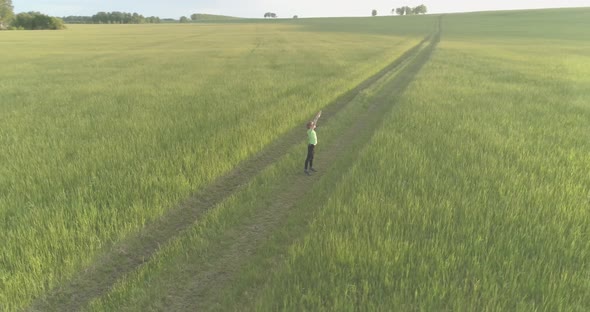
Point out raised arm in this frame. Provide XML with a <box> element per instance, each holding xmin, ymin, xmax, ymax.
<box><xmin>312</xmin><ymin>110</ymin><xmax>322</xmax><ymax>128</ymax></box>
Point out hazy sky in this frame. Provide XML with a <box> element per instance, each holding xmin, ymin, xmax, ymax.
<box><xmin>14</xmin><ymin>0</ymin><xmax>590</xmax><ymax>18</ymax></box>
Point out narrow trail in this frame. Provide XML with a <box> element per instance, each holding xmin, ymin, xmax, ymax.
<box><xmin>30</xmin><ymin>20</ymin><xmax>441</xmax><ymax>312</ymax></box>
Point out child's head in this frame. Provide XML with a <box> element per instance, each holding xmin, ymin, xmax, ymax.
<box><xmin>307</xmin><ymin>121</ymin><xmax>315</xmax><ymax>129</ymax></box>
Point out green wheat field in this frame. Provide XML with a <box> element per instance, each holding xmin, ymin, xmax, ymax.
<box><xmin>1</xmin><ymin>7</ymin><xmax>589</xmax><ymax>311</ymax></box>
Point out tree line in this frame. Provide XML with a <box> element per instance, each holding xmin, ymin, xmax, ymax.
<box><xmin>66</xmin><ymin>13</ymin><xmax>231</xmax><ymax>24</ymax></box>
<box><xmin>84</xmin><ymin>12</ymin><xmax>161</xmax><ymax>24</ymax></box>
<box><xmin>12</xmin><ymin>11</ymin><xmax>65</xmax><ymax>29</ymax></box>
<box><xmin>372</xmin><ymin>4</ymin><xmax>428</xmax><ymax>17</ymax></box>
<box><xmin>62</xmin><ymin>12</ymin><xmax>161</xmax><ymax>24</ymax></box>
<box><xmin>393</xmin><ymin>4</ymin><xmax>427</xmax><ymax>15</ymax></box>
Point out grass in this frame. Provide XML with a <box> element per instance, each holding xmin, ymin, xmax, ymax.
<box><xmin>443</xmin><ymin>7</ymin><xmax>590</xmax><ymax>41</ymax></box>
<box><xmin>0</xmin><ymin>18</ymin><xmax>435</xmax><ymax>310</ymax></box>
<box><xmin>4</xmin><ymin>7</ymin><xmax>589</xmax><ymax>311</ymax></box>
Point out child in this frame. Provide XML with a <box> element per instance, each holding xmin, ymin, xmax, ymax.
<box><xmin>304</xmin><ymin>121</ymin><xmax>317</xmax><ymax>175</ymax></box>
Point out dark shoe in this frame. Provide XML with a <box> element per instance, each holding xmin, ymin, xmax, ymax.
<box><xmin>310</xmin><ymin>168</ymin><xmax>317</xmax><ymax>172</ymax></box>
<box><xmin>304</xmin><ymin>170</ymin><xmax>311</xmax><ymax>176</ymax></box>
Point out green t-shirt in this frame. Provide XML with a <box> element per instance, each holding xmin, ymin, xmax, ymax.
<box><xmin>307</xmin><ymin>129</ymin><xmax>317</xmax><ymax>145</ymax></box>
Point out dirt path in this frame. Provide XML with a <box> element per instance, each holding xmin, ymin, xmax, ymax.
<box><xmin>29</xmin><ymin>21</ymin><xmax>440</xmax><ymax>312</ymax></box>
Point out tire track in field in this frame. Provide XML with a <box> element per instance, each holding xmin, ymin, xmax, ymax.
<box><xmin>29</xmin><ymin>21</ymin><xmax>440</xmax><ymax>312</ymax></box>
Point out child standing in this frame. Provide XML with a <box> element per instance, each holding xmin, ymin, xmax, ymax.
<box><xmin>305</xmin><ymin>121</ymin><xmax>317</xmax><ymax>175</ymax></box>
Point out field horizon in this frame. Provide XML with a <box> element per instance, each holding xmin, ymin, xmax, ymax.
<box><xmin>63</xmin><ymin>6</ymin><xmax>587</xmax><ymax>21</ymax></box>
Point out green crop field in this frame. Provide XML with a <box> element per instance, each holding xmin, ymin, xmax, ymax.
<box><xmin>2</xmin><ymin>7</ymin><xmax>590</xmax><ymax>311</ymax></box>
<box><xmin>0</xmin><ymin>16</ymin><xmax>434</xmax><ymax>310</ymax></box>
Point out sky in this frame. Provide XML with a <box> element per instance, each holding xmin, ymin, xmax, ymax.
<box><xmin>13</xmin><ymin>0</ymin><xmax>590</xmax><ymax>18</ymax></box>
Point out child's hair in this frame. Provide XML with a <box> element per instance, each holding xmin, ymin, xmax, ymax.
<box><xmin>307</xmin><ymin>121</ymin><xmax>314</xmax><ymax>129</ymax></box>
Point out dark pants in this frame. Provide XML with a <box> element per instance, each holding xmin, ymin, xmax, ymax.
<box><xmin>305</xmin><ymin>144</ymin><xmax>315</xmax><ymax>170</ymax></box>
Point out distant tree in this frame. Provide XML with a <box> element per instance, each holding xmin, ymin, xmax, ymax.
<box><xmin>51</xmin><ymin>16</ymin><xmax>65</xmax><ymax>29</ymax></box>
<box><xmin>395</xmin><ymin>6</ymin><xmax>415</xmax><ymax>15</ymax></box>
<box><xmin>190</xmin><ymin>13</ymin><xmax>198</xmax><ymax>21</ymax></box>
<box><xmin>264</xmin><ymin>12</ymin><xmax>277</xmax><ymax>18</ymax></box>
<box><xmin>413</xmin><ymin>4</ymin><xmax>427</xmax><ymax>14</ymax></box>
<box><xmin>92</xmin><ymin>11</ymin><xmax>107</xmax><ymax>23</ymax></box>
<box><xmin>112</xmin><ymin>11</ymin><xmax>123</xmax><ymax>23</ymax></box>
<box><xmin>293</xmin><ymin>15</ymin><xmax>298</xmax><ymax>19</ymax></box>
<box><xmin>131</xmin><ymin>12</ymin><xmax>142</xmax><ymax>23</ymax></box>
<box><xmin>145</xmin><ymin>16</ymin><xmax>160</xmax><ymax>23</ymax></box>
<box><xmin>13</xmin><ymin>11</ymin><xmax>31</xmax><ymax>28</ymax></box>
<box><xmin>372</xmin><ymin>9</ymin><xmax>377</xmax><ymax>17</ymax></box>
<box><xmin>0</xmin><ymin>0</ymin><xmax>14</xmax><ymax>29</ymax></box>
<box><xmin>264</xmin><ymin>12</ymin><xmax>270</xmax><ymax>18</ymax></box>
<box><xmin>179</xmin><ymin>16</ymin><xmax>189</xmax><ymax>23</ymax></box>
